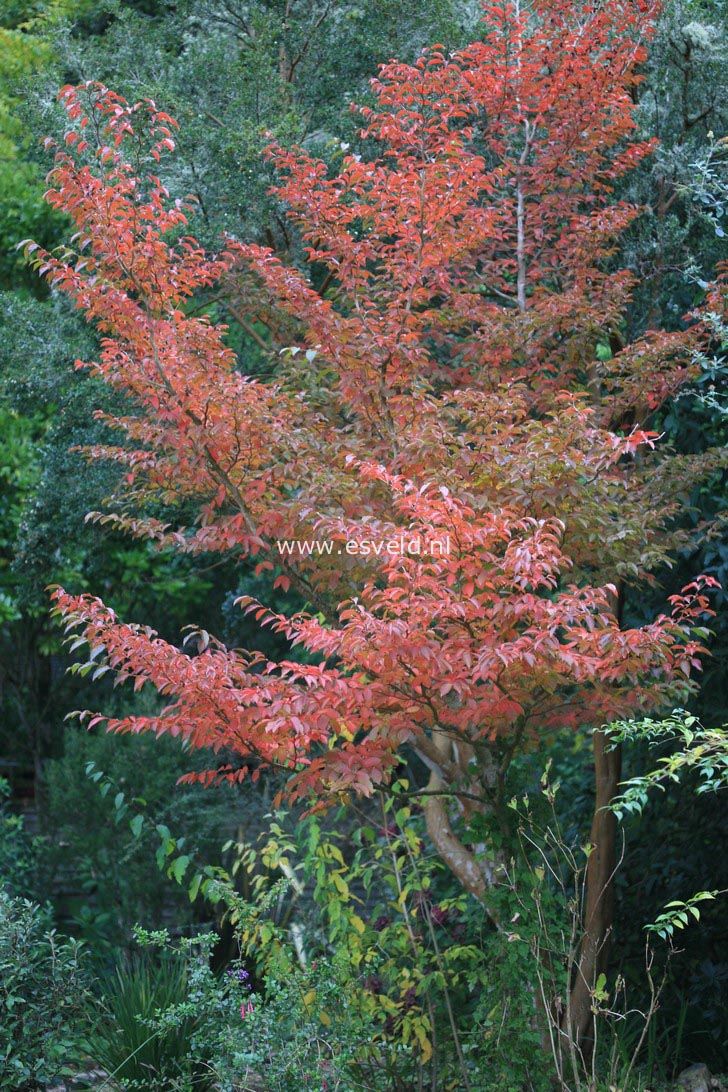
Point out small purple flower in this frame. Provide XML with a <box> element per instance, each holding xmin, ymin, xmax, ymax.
<box><xmin>227</xmin><ymin>967</ymin><xmax>250</xmax><ymax>982</ymax></box>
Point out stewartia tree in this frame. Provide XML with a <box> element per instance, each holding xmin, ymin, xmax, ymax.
<box><xmin>26</xmin><ymin>0</ymin><xmax>724</xmax><ymax>1056</ymax></box>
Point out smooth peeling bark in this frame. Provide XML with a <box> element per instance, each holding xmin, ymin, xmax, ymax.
<box><xmin>422</xmin><ymin>779</ymin><xmax>491</xmax><ymax>903</ymax></box>
<box><xmin>419</xmin><ymin>732</ymin><xmax>507</xmax><ymax>903</ymax></box>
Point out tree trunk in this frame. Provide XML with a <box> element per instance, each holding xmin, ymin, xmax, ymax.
<box><xmin>565</xmin><ymin>729</ymin><xmax>622</xmax><ymax>1058</ymax></box>
<box><xmin>419</xmin><ymin>721</ymin><xmax>623</xmax><ymax>1067</ymax></box>
<box><xmin>419</xmin><ymin>735</ymin><xmax>505</xmax><ymax>916</ymax></box>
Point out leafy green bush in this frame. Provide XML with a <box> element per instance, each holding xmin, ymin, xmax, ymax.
<box><xmin>0</xmin><ymin>890</ymin><xmax>89</xmax><ymax>1090</ymax></box>
<box><xmin>216</xmin><ymin>955</ymin><xmax>376</xmax><ymax>1092</ymax></box>
<box><xmin>214</xmin><ymin>788</ymin><xmax>551</xmax><ymax>1091</ymax></box>
<box><xmin>125</xmin><ymin>929</ymin><xmax>280</xmax><ymax>1092</ymax></box>
<box><xmin>95</xmin><ymin>788</ymin><xmax>549</xmax><ymax>1091</ymax></box>
<box><xmin>102</xmin><ymin>928</ymin><xmax>357</xmax><ymax>1092</ymax></box>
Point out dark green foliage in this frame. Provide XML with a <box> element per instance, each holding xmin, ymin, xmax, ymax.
<box><xmin>41</xmin><ymin>729</ymin><xmax>255</xmax><ymax>951</ymax></box>
<box><xmin>0</xmin><ymin>291</ymin><xmax>106</xmax><ymax>608</ymax></box>
<box><xmin>621</xmin><ymin>0</ymin><xmax>727</xmax><ymax>333</ymax></box>
<box><xmin>0</xmin><ymin>778</ymin><xmax>40</xmax><ymax>899</ymax></box>
<box><xmin>616</xmin><ymin>0</ymin><xmax>728</xmax><ymax>722</ymax></box>
<box><xmin>0</xmin><ymin>890</ymin><xmax>90</xmax><ymax>1090</ymax></box>
<box><xmin>616</xmin><ymin>754</ymin><xmax>728</xmax><ymax>1070</ymax></box>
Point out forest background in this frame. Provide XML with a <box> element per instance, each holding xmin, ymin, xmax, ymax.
<box><xmin>0</xmin><ymin>1</ymin><xmax>727</xmax><ymax>1090</ymax></box>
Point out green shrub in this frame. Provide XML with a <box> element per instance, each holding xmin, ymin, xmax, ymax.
<box><xmin>120</xmin><ymin>927</ymin><xmax>379</xmax><ymax>1092</ymax></box>
<box><xmin>126</xmin><ymin>931</ymin><xmax>261</xmax><ymax>1092</ymax></box>
<box><xmin>215</xmin><ymin>789</ymin><xmax>552</xmax><ymax>1091</ymax></box>
<box><xmin>0</xmin><ymin>890</ymin><xmax>89</xmax><ymax>1090</ymax></box>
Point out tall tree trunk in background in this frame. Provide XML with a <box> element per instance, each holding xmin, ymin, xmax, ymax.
<box><xmin>566</xmin><ymin>730</ymin><xmax>623</xmax><ymax>1057</ymax></box>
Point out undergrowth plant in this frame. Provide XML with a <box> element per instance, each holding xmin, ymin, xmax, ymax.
<box><xmin>0</xmin><ymin>890</ymin><xmax>90</xmax><ymax>1091</ymax></box>
<box><xmin>88</xmin><ymin>942</ymin><xmax>214</xmax><ymax>1092</ymax></box>
<box><xmin>89</xmin><ymin>763</ymin><xmax>549</xmax><ymax>1089</ymax></box>
<box><xmin>221</xmin><ymin>784</ymin><xmax>550</xmax><ymax>1091</ymax></box>
<box><xmin>500</xmin><ymin>773</ymin><xmax>667</xmax><ymax>1092</ymax></box>
<box><xmin>498</xmin><ymin>730</ymin><xmax>726</xmax><ymax>1092</ymax></box>
<box><xmin>0</xmin><ymin>776</ymin><xmax>41</xmax><ymax>899</ymax></box>
<box><xmin>75</xmin><ymin>728</ymin><xmax>726</xmax><ymax>1090</ymax></box>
